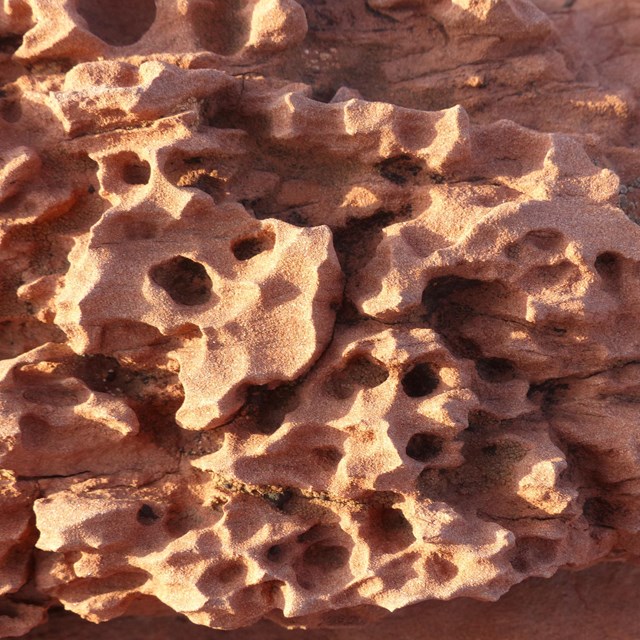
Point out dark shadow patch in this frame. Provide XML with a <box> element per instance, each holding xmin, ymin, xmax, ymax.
<box><xmin>303</xmin><ymin>543</ymin><xmax>349</xmax><ymax>571</ymax></box>
<box><xmin>583</xmin><ymin>497</ymin><xmax>617</xmax><ymax>528</ymax></box>
<box><xmin>0</xmin><ymin>98</ymin><xmax>21</xmax><ymax>123</ymax></box>
<box><xmin>19</xmin><ymin>414</ymin><xmax>51</xmax><ymax>449</ymax></box>
<box><xmin>365</xmin><ymin>505</ymin><xmax>415</xmax><ymax>554</ymax></box>
<box><xmin>422</xmin><ymin>276</ymin><xmax>511</xmax><ymax>360</ymax></box>
<box><xmin>333</xmin><ymin>208</ymin><xmax>401</xmax><ymax>276</ymax></box>
<box><xmin>77</xmin><ymin>0</ymin><xmax>157</xmax><ymax>46</ymax></box>
<box><xmin>232</xmin><ymin>229</ymin><xmax>275</xmax><ymax>261</ymax></box>
<box><xmin>150</xmin><ymin>256</ymin><xmax>213</xmax><ymax>306</ymax></box>
<box><xmin>510</xmin><ymin>536</ymin><xmax>559</xmax><ymax>573</ymax></box>
<box><xmin>406</xmin><ymin>433</ymin><xmax>444</xmax><ymax>462</ymax></box>
<box><xmin>190</xmin><ymin>0</ymin><xmax>246</xmax><ymax>56</ymax></box>
<box><xmin>0</xmin><ymin>34</ymin><xmax>22</xmax><ymax>55</ymax></box>
<box><xmin>475</xmin><ymin>357</ymin><xmax>517</xmax><ymax>383</ymax></box>
<box><xmin>401</xmin><ymin>362</ymin><xmax>439</xmax><ymax>397</ymax></box>
<box><xmin>376</xmin><ymin>154</ymin><xmax>422</xmax><ymax>185</ymax></box>
<box><xmin>122</xmin><ymin>158</ymin><xmax>151</xmax><ymax>185</ymax></box>
<box><xmin>137</xmin><ymin>504</ymin><xmax>160</xmax><ymax>526</ymax></box>
<box><xmin>595</xmin><ymin>251</ymin><xmax>622</xmax><ymax>291</ymax></box>
<box><xmin>266</xmin><ymin>544</ymin><xmax>284</xmax><ymax>562</ymax></box>
<box><xmin>324</xmin><ymin>354</ymin><xmax>388</xmax><ymax>400</ymax></box>
<box><xmin>425</xmin><ymin>553</ymin><xmax>458</xmax><ymax>583</ymax></box>
<box><xmin>263</xmin><ymin>489</ymin><xmax>293</xmax><ymax>511</ymax></box>
<box><xmin>237</xmin><ymin>383</ymin><xmax>300</xmax><ymax>435</ymax></box>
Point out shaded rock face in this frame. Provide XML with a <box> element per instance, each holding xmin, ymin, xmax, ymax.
<box><xmin>1</xmin><ymin>0</ymin><xmax>640</xmax><ymax>636</ymax></box>
<box><xmin>17</xmin><ymin>562</ymin><xmax>640</xmax><ymax>640</ymax></box>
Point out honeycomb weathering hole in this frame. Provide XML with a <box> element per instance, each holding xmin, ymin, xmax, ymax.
<box><xmin>77</xmin><ymin>0</ymin><xmax>157</xmax><ymax>46</ymax></box>
<box><xmin>239</xmin><ymin>383</ymin><xmax>300</xmax><ymax>435</ymax></box>
<box><xmin>475</xmin><ymin>358</ymin><xmax>517</xmax><ymax>383</ymax></box>
<box><xmin>522</xmin><ymin>229</ymin><xmax>564</xmax><ymax>251</ymax></box>
<box><xmin>595</xmin><ymin>251</ymin><xmax>622</xmax><ymax>282</ymax></box>
<box><xmin>149</xmin><ymin>256</ymin><xmax>213</xmax><ymax>306</ymax></box>
<box><xmin>9</xmin><ymin>0</ymin><xmax>640</xmax><ymax>630</ymax></box>
<box><xmin>302</xmin><ymin>543</ymin><xmax>350</xmax><ymax>571</ymax></box>
<box><xmin>401</xmin><ymin>362</ymin><xmax>439</xmax><ymax>398</ymax></box>
<box><xmin>232</xmin><ymin>229</ymin><xmax>276</xmax><ymax>261</ymax></box>
<box><xmin>406</xmin><ymin>433</ymin><xmax>444</xmax><ymax>462</ymax></box>
<box><xmin>137</xmin><ymin>504</ymin><xmax>160</xmax><ymax>526</ymax></box>
<box><xmin>367</xmin><ymin>506</ymin><xmax>416</xmax><ymax>553</ymax></box>
<box><xmin>376</xmin><ymin>154</ymin><xmax>423</xmax><ymax>185</ymax></box>
<box><xmin>122</xmin><ymin>158</ymin><xmax>151</xmax><ymax>185</ymax></box>
<box><xmin>325</xmin><ymin>354</ymin><xmax>389</xmax><ymax>400</ymax></box>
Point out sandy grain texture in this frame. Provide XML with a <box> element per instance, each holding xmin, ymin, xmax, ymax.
<box><xmin>1</xmin><ymin>0</ymin><xmax>640</xmax><ymax>636</ymax></box>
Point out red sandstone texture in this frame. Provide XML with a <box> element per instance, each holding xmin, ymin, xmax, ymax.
<box><xmin>1</xmin><ymin>0</ymin><xmax>640</xmax><ymax>637</ymax></box>
<box><xmin>18</xmin><ymin>562</ymin><xmax>640</xmax><ymax>640</ymax></box>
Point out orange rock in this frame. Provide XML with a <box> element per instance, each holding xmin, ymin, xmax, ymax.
<box><xmin>1</xmin><ymin>0</ymin><xmax>640</xmax><ymax>636</ymax></box>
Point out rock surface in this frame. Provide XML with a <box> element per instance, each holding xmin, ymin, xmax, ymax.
<box><xmin>17</xmin><ymin>562</ymin><xmax>640</xmax><ymax>640</ymax></box>
<box><xmin>1</xmin><ymin>0</ymin><xmax>640</xmax><ymax>636</ymax></box>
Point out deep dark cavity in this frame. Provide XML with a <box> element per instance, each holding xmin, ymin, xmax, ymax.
<box><xmin>334</xmin><ymin>299</ymin><xmax>367</xmax><ymax>326</ymax></box>
<box><xmin>421</xmin><ymin>275</ymin><xmax>485</xmax><ymax>355</ymax></box>
<box><xmin>365</xmin><ymin>505</ymin><xmax>415</xmax><ymax>553</ymax></box>
<box><xmin>137</xmin><ymin>503</ymin><xmax>160</xmax><ymax>525</ymax></box>
<box><xmin>263</xmin><ymin>489</ymin><xmax>293</xmax><ymax>511</ymax></box>
<box><xmin>75</xmin><ymin>352</ymin><xmax>183</xmax><ymax>454</ymax></box>
<box><xmin>527</xmin><ymin>380</ymin><xmax>570</xmax><ymax>412</ymax></box>
<box><xmin>77</xmin><ymin>0</ymin><xmax>157</xmax><ymax>46</ymax></box>
<box><xmin>594</xmin><ymin>251</ymin><xmax>622</xmax><ymax>286</ymax></box>
<box><xmin>311</xmin><ymin>84</ymin><xmax>338</xmax><ymax>103</ymax></box>
<box><xmin>406</xmin><ymin>432</ymin><xmax>444</xmax><ymax>462</ymax></box>
<box><xmin>401</xmin><ymin>362</ymin><xmax>439</xmax><ymax>397</ymax></box>
<box><xmin>325</xmin><ymin>354</ymin><xmax>389</xmax><ymax>400</ymax></box>
<box><xmin>232</xmin><ymin>229</ymin><xmax>275</xmax><ymax>261</ymax></box>
<box><xmin>150</xmin><ymin>256</ymin><xmax>213</xmax><ymax>306</ymax></box>
<box><xmin>76</xmin><ymin>354</ymin><xmax>130</xmax><ymax>394</ymax></box>
<box><xmin>582</xmin><ymin>497</ymin><xmax>618</xmax><ymax>528</ymax></box>
<box><xmin>237</xmin><ymin>383</ymin><xmax>300</xmax><ymax>435</ymax></box>
<box><xmin>422</xmin><ymin>276</ymin><xmax>510</xmax><ymax>359</ymax></box>
<box><xmin>475</xmin><ymin>357</ymin><xmax>517</xmax><ymax>383</ymax></box>
<box><xmin>333</xmin><ymin>208</ymin><xmax>406</xmax><ymax>276</ymax></box>
<box><xmin>171</xmin><ymin>153</ymin><xmax>228</xmax><ymax>202</ymax></box>
<box><xmin>302</xmin><ymin>543</ymin><xmax>350</xmax><ymax>571</ymax></box>
<box><xmin>267</xmin><ymin>544</ymin><xmax>284</xmax><ymax>562</ymax></box>
<box><xmin>422</xmin><ymin>275</ymin><xmax>485</xmax><ymax>317</ymax></box>
<box><xmin>191</xmin><ymin>174</ymin><xmax>226</xmax><ymax>201</ymax></box>
<box><xmin>418</xmin><ymin>429</ymin><xmax>528</xmax><ymax>503</ymax></box>
<box><xmin>0</xmin><ymin>34</ymin><xmax>22</xmax><ymax>55</ymax></box>
<box><xmin>122</xmin><ymin>158</ymin><xmax>151</xmax><ymax>185</ymax></box>
<box><xmin>376</xmin><ymin>154</ymin><xmax>423</xmax><ymax>185</ymax></box>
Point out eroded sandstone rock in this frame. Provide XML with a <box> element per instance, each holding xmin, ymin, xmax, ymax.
<box><xmin>2</xmin><ymin>0</ymin><xmax>640</xmax><ymax>636</ymax></box>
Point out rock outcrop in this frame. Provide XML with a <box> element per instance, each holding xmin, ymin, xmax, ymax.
<box><xmin>2</xmin><ymin>0</ymin><xmax>640</xmax><ymax>636</ymax></box>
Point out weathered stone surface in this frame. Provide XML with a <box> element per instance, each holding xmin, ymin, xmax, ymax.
<box><xmin>1</xmin><ymin>0</ymin><xmax>640</xmax><ymax>636</ymax></box>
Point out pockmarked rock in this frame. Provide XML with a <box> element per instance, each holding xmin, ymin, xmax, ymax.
<box><xmin>2</xmin><ymin>0</ymin><xmax>640</xmax><ymax>636</ymax></box>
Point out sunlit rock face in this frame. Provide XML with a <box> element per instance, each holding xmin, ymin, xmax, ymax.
<box><xmin>2</xmin><ymin>0</ymin><xmax>640</xmax><ymax>636</ymax></box>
